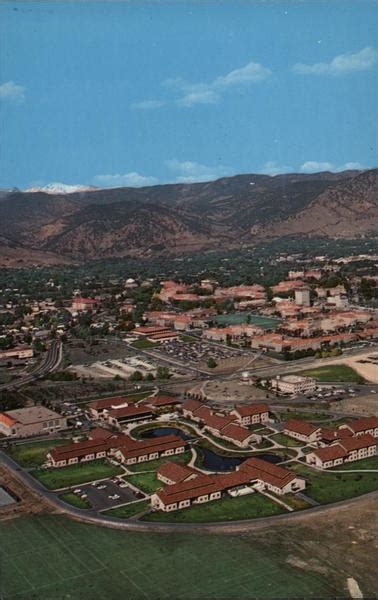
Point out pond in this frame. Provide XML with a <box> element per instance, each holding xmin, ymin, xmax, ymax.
<box><xmin>140</xmin><ymin>426</ymin><xmax>193</xmax><ymax>441</ymax></box>
<box><xmin>199</xmin><ymin>448</ymin><xmax>282</xmax><ymax>472</ymax></box>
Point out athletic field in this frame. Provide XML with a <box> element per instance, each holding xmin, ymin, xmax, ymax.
<box><xmin>1</xmin><ymin>515</ymin><xmax>342</xmax><ymax>599</ymax></box>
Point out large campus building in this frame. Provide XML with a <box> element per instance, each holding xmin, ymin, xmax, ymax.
<box><xmin>0</xmin><ymin>407</ymin><xmax>67</xmax><ymax>438</ymax></box>
<box><xmin>151</xmin><ymin>457</ymin><xmax>306</xmax><ymax>512</ymax></box>
<box><xmin>271</xmin><ymin>375</ymin><xmax>317</xmax><ymax>395</ymax></box>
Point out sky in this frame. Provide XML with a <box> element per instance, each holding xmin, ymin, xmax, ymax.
<box><xmin>0</xmin><ymin>0</ymin><xmax>377</xmax><ymax>189</ymax></box>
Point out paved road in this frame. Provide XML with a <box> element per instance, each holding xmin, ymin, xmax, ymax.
<box><xmin>0</xmin><ymin>340</ymin><xmax>62</xmax><ymax>392</ymax></box>
<box><xmin>2</xmin><ymin>451</ymin><xmax>377</xmax><ymax>534</ymax></box>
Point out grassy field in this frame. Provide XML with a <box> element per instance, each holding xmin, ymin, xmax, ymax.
<box><xmin>6</xmin><ymin>439</ymin><xmax>69</xmax><ymax>468</ymax></box>
<box><xmin>126</xmin><ymin>450</ymin><xmax>192</xmax><ymax>473</ymax></box>
<box><xmin>295</xmin><ymin>364</ymin><xmax>364</xmax><ymax>383</ymax></box>
<box><xmin>1</xmin><ymin>514</ymin><xmax>346</xmax><ymax>599</ymax></box>
<box><xmin>59</xmin><ymin>492</ymin><xmax>91</xmax><ymax>509</ymax></box>
<box><xmin>270</xmin><ymin>433</ymin><xmax>305</xmax><ymax>448</ymax></box>
<box><xmin>102</xmin><ymin>499</ymin><xmax>150</xmax><ymax>519</ymax></box>
<box><xmin>213</xmin><ymin>313</ymin><xmax>281</xmax><ymax>329</ymax></box>
<box><xmin>33</xmin><ymin>460</ymin><xmax>123</xmax><ymax>490</ymax></box>
<box><xmin>125</xmin><ymin>472</ymin><xmax>162</xmax><ymax>495</ymax></box>
<box><xmin>331</xmin><ymin>455</ymin><xmax>378</xmax><ymax>471</ymax></box>
<box><xmin>291</xmin><ymin>463</ymin><xmax>378</xmax><ymax>504</ymax></box>
<box><xmin>131</xmin><ymin>338</ymin><xmax>158</xmax><ymax>349</ymax></box>
<box><xmin>143</xmin><ymin>492</ymin><xmax>285</xmax><ymax>523</ymax></box>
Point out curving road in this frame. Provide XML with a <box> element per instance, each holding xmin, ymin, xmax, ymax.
<box><xmin>0</xmin><ymin>340</ymin><xmax>62</xmax><ymax>392</ymax></box>
<box><xmin>2</xmin><ymin>451</ymin><xmax>377</xmax><ymax>534</ymax></box>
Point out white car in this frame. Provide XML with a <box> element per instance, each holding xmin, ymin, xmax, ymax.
<box><xmin>73</xmin><ymin>489</ymin><xmax>82</xmax><ymax>495</ymax></box>
<box><xmin>97</xmin><ymin>484</ymin><xmax>106</xmax><ymax>490</ymax></box>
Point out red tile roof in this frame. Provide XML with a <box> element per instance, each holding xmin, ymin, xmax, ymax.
<box><xmin>157</xmin><ymin>462</ymin><xmax>198</xmax><ymax>484</ymax></box>
<box><xmin>338</xmin><ymin>433</ymin><xmax>376</xmax><ymax>452</ymax></box>
<box><xmin>232</xmin><ymin>403</ymin><xmax>270</xmax><ymax>418</ymax></box>
<box><xmin>181</xmin><ymin>399</ymin><xmax>204</xmax><ymax>413</ymax></box>
<box><xmin>146</xmin><ymin>395</ymin><xmax>181</xmax><ymax>407</ymax></box>
<box><xmin>342</xmin><ymin>417</ymin><xmax>378</xmax><ymax>434</ymax></box>
<box><xmin>312</xmin><ymin>445</ymin><xmax>347</xmax><ymax>462</ymax></box>
<box><xmin>220</xmin><ymin>423</ymin><xmax>253</xmax><ymax>443</ymax></box>
<box><xmin>284</xmin><ymin>419</ymin><xmax>321</xmax><ymax>437</ymax></box>
<box><xmin>107</xmin><ymin>405</ymin><xmax>153</xmax><ymax>420</ymax></box>
<box><xmin>88</xmin><ymin>396</ymin><xmax>130</xmax><ymax>411</ymax></box>
<box><xmin>202</xmin><ymin>413</ymin><xmax>235</xmax><ymax>432</ymax></box>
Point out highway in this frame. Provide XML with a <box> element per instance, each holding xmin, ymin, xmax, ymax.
<box><xmin>0</xmin><ymin>340</ymin><xmax>62</xmax><ymax>392</ymax></box>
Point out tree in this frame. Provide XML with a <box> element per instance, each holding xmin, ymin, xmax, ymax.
<box><xmin>206</xmin><ymin>357</ymin><xmax>217</xmax><ymax>369</ymax></box>
<box><xmin>129</xmin><ymin>370</ymin><xmax>143</xmax><ymax>382</ymax></box>
<box><xmin>156</xmin><ymin>366</ymin><xmax>170</xmax><ymax>379</ymax></box>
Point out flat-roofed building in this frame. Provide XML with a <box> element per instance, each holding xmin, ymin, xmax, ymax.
<box><xmin>0</xmin><ymin>407</ymin><xmax>67</xmax><ymax>438</ymax></box>
<box><xmin>271</xmin><ymin>375</ymin><xmax>316</xmax><ymax>395</ymax></box>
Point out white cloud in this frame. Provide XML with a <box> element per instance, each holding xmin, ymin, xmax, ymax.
<box><xmin>130</xmin><ymin>99</ymin><xmax>165</xmax><ymax>110</ymax></box>
<box><xmin>214</xmin><ymin>62</ymin><xmax>272</xmax><ymax>88</ymax></box>
<box><xmin>260</xmin><ymin>161</ymin><xmax>294</xmax><ymax>176</ymax></box>
<box><xmin>300</xmin><ymin>161</ymin><xmax>335</xmax><ymax>173</ymax></box>
<box><xmin>293</xmin><ymin>46</ymin><xmax>378</xmax><ymax>76</ymax></box>
<box><xmin>166</xmin><ymin>159</ymin><xmax>234</xmax><ymax>183</ymax></box>
<box><xmin>300</xmin><ymin>161</ymin><xmax>365</xmax><ymax>173</ymax></box>
<box><xmin>0</xmin><ymin>81</ymin><xmax>25</xmax><ymax>101</ymax></box>
<box><xmin>339</xmin><ymin>162</ymin><xmax>364</xmax><ymax>171</ymax></box>
<box><xmin>93</xmin><ymin>172</ymin><xmax>159</xmax><ymax>188</ymax></box>
<box><xmin>178</xmin><ymin>89</ymin><xmax>220</xmax><ymax>107</ymax></box>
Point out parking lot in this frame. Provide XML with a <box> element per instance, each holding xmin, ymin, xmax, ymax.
<box><xmin>157</xmin><ymin>339</ymin><xmax>246</xmax><ymax>366</ymax></box>
<box><xmin>71</xmin><ymin>478</ymin><xmax>144</xmax><ymax>510</ymax></box>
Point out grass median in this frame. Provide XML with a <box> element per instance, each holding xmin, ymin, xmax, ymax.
<box><xmin>102</xmin><ymin>499</ymin><xmax>150</xmax><ymax>519</ymax></box>
<box><xmin>142</xmin><ymin>492</ymin><xmax>285</xmax><ymax>523</ymax></box>
<box><xmin>33</xmin><ymin>460</ymin><xmax>123</xmax><ymax>490</ymax></box>
<box><xmin>291</xmin><ymin>463</ymin><xmax>378</xmax><ymax>504</ymax></box>
<box><xmin>6</xmin><ymin>438</ymin><xmax>70</xmax><ymax>468</ymax></box>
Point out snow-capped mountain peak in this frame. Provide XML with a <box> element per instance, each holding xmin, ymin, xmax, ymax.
<box><xmin>25</xmin><ymin>183</ymin><xmax>98</xmax><ymax>195</ymax></box>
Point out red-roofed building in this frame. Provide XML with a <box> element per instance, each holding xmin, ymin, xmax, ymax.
<box><xmin>113</xmin><ymin>434</ymin><xmax>187</xmax><ymax>466</ymax></box>
<box><xmin>219</xmin><ymin>423</ymin><xmax>258</xmax><ymax>448</ymax></box>
<box><xmin>306</xmin><ymin>434</ymin><xmax>376</xmax><ymax>468</ymax></box>
<box><xmin>339</xmin><ymin>417</ymin><xmax>378</xmax><ymax>438</ymax></box>
<box><xmin>88</xmin><ymin>396</ymin><xmax>132</xmax><ymax>420</ymax></box>
<box><xmin>283</xmin><ymin>419</ymin><xmax>322</xmax><ymax>443</ymax></box>
<box><xmin>157</xmin><ymin>462</ymin><xmax>198</xmax><ymax>485</ymax></box>
<box><xmin>107</xmin><ymin>405</ymin><xmax>154</xmax><ymax>428</ymax></box>
<box><xmin>151</xmin><ymin>457</ymin><xmax>305</xmax><ymax>512</ymax></box>
<box><xmin>230</xmin><ymin>404</ymin><xmax>270</xmax><ymax>426</ymax></box>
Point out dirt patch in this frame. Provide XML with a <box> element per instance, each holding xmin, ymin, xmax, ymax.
<box><xmin>0</xmin><ymin>464</ymin><xmax>60</xmax><ymax>522</ymax></box>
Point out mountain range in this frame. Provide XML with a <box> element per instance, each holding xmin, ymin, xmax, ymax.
<box><xmin>0</xmin><ymin>168</ymin><xmax>377</xmax><ymax>267</ymax></box>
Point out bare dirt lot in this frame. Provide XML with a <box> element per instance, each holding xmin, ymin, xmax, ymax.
<box><xmin>330</xmin><ymin>393</ymin><xmax>378</xmax><ymax>417</ymax></box>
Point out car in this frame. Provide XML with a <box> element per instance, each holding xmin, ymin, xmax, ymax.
<box><xmin>73</xmin><ymin>489</ymin><xmax>82</xmax><ymax>494</ymax></box>
<box><xmin>97</xmin><ymin>484</ymin><xmax>106</xmax><ymax>490</ymax></box>
<box><xmin>119</xmin><ymin>482</ymin><xmax>128</xmax><ymax>488</ymax></box>
<box><xmin>80</xmin><ymin>493</ymin><xmax>88</xmax><ymax>499</ymax></box>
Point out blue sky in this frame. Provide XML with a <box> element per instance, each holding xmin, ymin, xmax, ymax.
<box><xmin>1</xmin><ymin>1</ymin><xmax>377</xmax><ymax>189</ymax></box>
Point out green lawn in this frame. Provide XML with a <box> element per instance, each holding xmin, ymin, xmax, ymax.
<box><xmin>102</xmin><ymin>499</ymin><xmax>150</xmax><ymax>519</ymax></box>
<box><xmin>270</xmin><ymin>433</ymin><xmax>305</xmax><ymax>448</ymax></box>
<box><xmin>143</xmin><ymin>492</ymin><xmax>285</xmax><ymax>523</ymax></box>
<box><xmin>125</xmin><ymin>472</ymin><xmax>162</xmax><ymax>495</ymax></box>
<box><xmin>126</xmin><ymin>450</ymin><xmax>193</xmax><ymax>473</ymax></box>
<box><xmin>1</xmin><ymin>514</ymin><xmax>344</xmax><ymax>599</ymax></box>
<box><xmin>59</xmin><ymin>492</ymin><xmax>91</xmax><ymax>509</ymax></box>
<box><xmin>331</xmin><ymin>455</ymin><xmax>378</xmax><ymax>471</ymax></box>
<box><xmin>295</xmin><ymin>364</ymin><xmax>364</xmax><ymax>383</ymax></box>
<box><xmin>180</xmin><ymin>334</ymin><xmax>197</xmax><ymax>343</ymax></box>
<box><xmin>291</xmin><ymin>463</ymin><xmax>378</xmax><ymax>504</ymax></box>
<box><xmin>131</xmin><ymin>338</ymin><xmax>158</xmax><ymax>349</ymax></box>
<box><xmin>33</xmin><ymin>460</ymin><xmax>123</xmax><ymax>490</ymax></box>
<box><xmin>6</xmin><ymin>438</ymin><xmax>69</xmax><ymax>468</ymax></box>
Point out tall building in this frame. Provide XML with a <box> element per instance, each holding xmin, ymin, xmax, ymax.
<box><xmin>295</xmin><ymin>288</ymin><xmax>311</xmax><ymax>307</ymax></box>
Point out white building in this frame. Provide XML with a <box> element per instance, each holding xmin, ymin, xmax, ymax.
<box><xmin>271</xmin><ymin>375</ymin><xmax>316</xmax><ymax>395</ymax></box>
<box><xmin>295</xmin><ymin>288</ymin><xmax>311</xmax><ymax>307</ymax></box>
